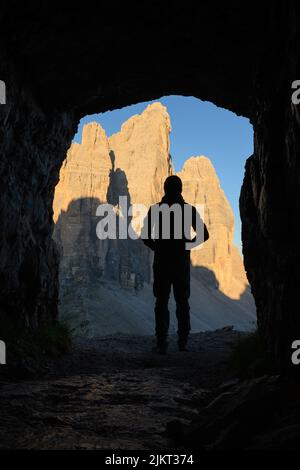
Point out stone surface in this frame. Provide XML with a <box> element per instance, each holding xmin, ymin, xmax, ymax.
<box><xmin>106</xmin><ymin>103</ymin><xmax>173</xmax><ymax>283</ymax></box>
<box><xmin>178</xmin><ymin>156</ymin><xmax>248</xmax><ymax>299</ymax></box>
<box><xmin>53</xmin><ymin>104</ymin><xmax>255</xmax><ymax>336</ymax></box>
<box><xmin>0</xmin><ymin>330</ymin><xmax>245</xmax><ymax>450</ymax></box>
<box><xmin>109</xmin><ymin>103</ymin><xmax>174</xmax><ymax>208</ymax></box>
<box><xmin>1</xmin><ymin>332</ymin><xmax>299</xmax><ymax>450</ymax></box>
<box><xmin>0</xmin><ymin>76</ymin><xmax>77</xmax><ymax>328</ymax></box>
<box><xmin>53</xmin><ymin>103</ymin><xmax>173</xmax><ymax>287</ymax></box>
<box><xmin>53</xmin><ymin>122</ymin><xmax>112</xmax><ymax>283</ymax></box>
<box><xmin>240</xmin><ymin>73</ymin><xmax>300</xmax><ymax>367</ymax></box>
<box><xmin>0</xmin><ymin>3</ymin><xmax>273</xmax><ymax>116</ymax></box>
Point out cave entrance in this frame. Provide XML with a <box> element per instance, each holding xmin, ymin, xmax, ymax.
<box><xmin>53</xmin><ymin>95</ymin><xmax>256</xmax><ymax>339</ymax></box>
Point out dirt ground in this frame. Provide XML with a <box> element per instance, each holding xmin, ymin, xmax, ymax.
<box><xmin>0</xmin><ymin>330</ymin><xmax>243</xmax><ymax>450</ymax></box>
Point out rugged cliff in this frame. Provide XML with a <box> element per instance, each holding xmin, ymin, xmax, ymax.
<box><xmin>53</xmin><ymin>123</ymin><xmax>112</xmax><ymax>283</ymax></box>
<box><xmin>53</xmin><ymin>103</ymin><xmax>255</xmax><ymax>335</ymax></box>
<box><xmin>178</xmin><ymin>156</ymin><xmax>248</xmax><ymax>299</ymax></box>
<box><xmin>109</xmin><ymin>103</ymin><xmax>174</xmax><ymax>208</ymax></box>
<box><xmin>53</xmin><ymin>103</ymin><xmax>174</xmax><ymax>286</ymax></box>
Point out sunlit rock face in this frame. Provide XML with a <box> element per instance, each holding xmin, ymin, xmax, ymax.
<box><xmin>53</xmin><ymin>104</ymin><xmax>255</xmax><ymax>335</ymax></box>
<box><xmin>53</xmin><ymin>122</ymin><xmax>112</xmax><ymax>215</ymax></box>
<box><xmin>178</xmin><ymin>156</ymin><xmax>248</xmax><ymax>299</ymax></box>
<box><xmin>53</xmin><ymin>123</ymin><xmax>112</xmax><ymax>282</ymax></box>
<box><xmin>53</xmin><ymin>105</ymin><xmax>248</xmax><ymax>297</ymax></box>
<box><xmin>109</xmin><ymin>103</ymin><xmax>174</xmax><ymax>209</ymax></box>
<box><xmin>53</xmin><ymin>104</ymin><xmax>174</xmax><ymax>285</ymax></box>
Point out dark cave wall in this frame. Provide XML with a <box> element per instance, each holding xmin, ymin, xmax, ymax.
<box><xmin>241</xmin><ymin>98</ymin><xmax>300</xmax><ymax>367</ymax></box>
<box><xmin>240</xmin><ymin>3</ymin><xmax>300</xmax><ymax>366</ymax></box>
<box><xmin>0</xmin><ymin>71</ymin><xmax>77</xmax><ymax>328</ymax></box>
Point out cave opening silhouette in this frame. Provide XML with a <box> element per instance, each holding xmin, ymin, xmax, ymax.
<box><xmin>0</xmin><ymin>1</ymin><xmax>299</xmax><ymax>369</ymax></box>
<box><xmin>53</xmin><ymin>96</ymin><xmax>256</xmax><ymax>339</ymax></box>
<box><xmin>1</xmin><ymin>1</ymin><xmax>300</xmax><ymax>450</ymax></box>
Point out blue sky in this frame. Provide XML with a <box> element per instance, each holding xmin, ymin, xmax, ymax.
<box><xmin>74</xmin><ymin>96</ymin><xmax>253</xmax><ymax>251</ymax></box>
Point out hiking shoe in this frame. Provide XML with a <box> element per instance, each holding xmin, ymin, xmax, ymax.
<box><xmin>152</xmin><ymin>340</ymin><xmax>168</xmax><ymax>355</ymax></box>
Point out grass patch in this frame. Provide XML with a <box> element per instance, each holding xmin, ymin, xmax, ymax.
<box><xmin>0</xmin><ymin>320</ymin><xmax>72</xmax><ymax>362</ymax></box>
<box><xmin>229</xmin><ymin>330</ymin><xmax>275</xmax><ymax>379</ymax></box>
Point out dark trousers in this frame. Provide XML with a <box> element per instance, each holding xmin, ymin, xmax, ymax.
<box><xmin>153</xmin><ymin>255</ymin><xmax>191</xmax><ymax>341</ymax></box>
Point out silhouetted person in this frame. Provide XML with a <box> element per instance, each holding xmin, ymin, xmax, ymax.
<box><xmin>141</xmin><ymin>175</ymin><xmax>209</xmax><ymax>354</ymax></box>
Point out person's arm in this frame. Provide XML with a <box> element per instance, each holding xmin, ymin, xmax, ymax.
<box><xmin>141</xmin><ymin>206</ymin><xmax>156</xmax><ymax>251</ymax></box>
<box><xmin>191</xmin><ymin>206</ymin><xmax>209</xmax><ymax>246</ymax></box>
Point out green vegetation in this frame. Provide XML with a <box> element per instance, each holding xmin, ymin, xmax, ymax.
<box><xmin>0</xmin><ymin>320</ymin><xmax>72</xmax><ymax>361</ymax></box>
<box><xmin>229</xmin><ymin>330</ymin><xmax>275</xmax><ymax>379</ymax></box>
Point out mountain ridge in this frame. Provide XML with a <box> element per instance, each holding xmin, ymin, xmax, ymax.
<box><xmin>53</xmin><ymin>103</ymin><xmax>256</xmax><ymax>336</ymax></box>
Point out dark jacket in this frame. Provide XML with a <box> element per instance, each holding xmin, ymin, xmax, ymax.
<box><xmin>141</xmin><ymin>194</ymin><xmax>209</xmax><ymax>259</ymax></box>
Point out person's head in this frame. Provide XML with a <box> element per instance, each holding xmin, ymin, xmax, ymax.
<box><xmin>164</xmin><ymin>175</ymin><xmax>183</xmax><ymax>197</ymax></box>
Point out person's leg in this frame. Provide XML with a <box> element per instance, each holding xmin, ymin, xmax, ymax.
<box><xmin>154</xmin><ymin>296</ymin><xmax>170</xmax><ymax>343</ymax></box>
<box><xmin>173</xmin><ymin>259</ymin><xmax>191</xmax><ymax>350</ymax></box>
<box><xmin>153</xmin><ymin>261</ymin><xmax>171</xmax><ymax>353</ymax></box>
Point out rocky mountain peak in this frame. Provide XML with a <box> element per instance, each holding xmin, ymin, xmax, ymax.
<box><xmin>81</xmin><ymin>122</ymin><xmax>107</xmax><ymax>148</ymax></box>
<box><xmin>52</xmin><ymin>104</ymin><xmax>255</xmax><ymax>336</ymax></box>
